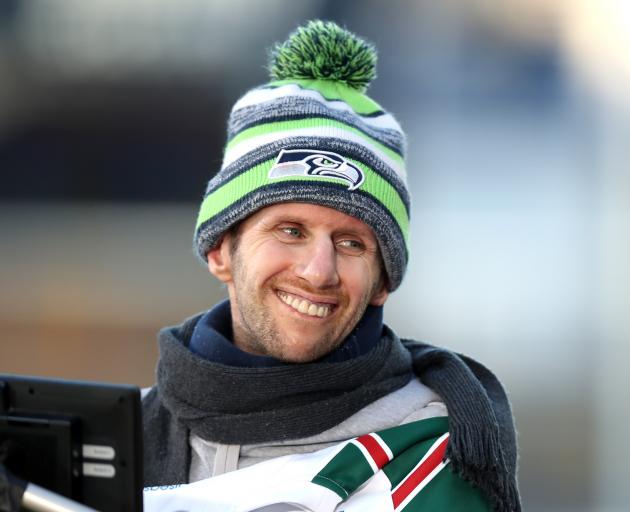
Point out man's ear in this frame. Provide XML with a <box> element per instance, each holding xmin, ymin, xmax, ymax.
<box><xmin>369</xmin><ymin>279</ymin><xmax>389</xmax><ymax>307</ymax></box>
<box><xmin>206</xmin><ymin>234</ymin><xmax>233</xmax><ymax>283</ymax></box>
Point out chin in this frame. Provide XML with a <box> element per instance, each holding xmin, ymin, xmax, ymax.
<box><xmin>276</xmin><ymin>339</ymin><xmax>338</xmax><ymax>363</ymax></box>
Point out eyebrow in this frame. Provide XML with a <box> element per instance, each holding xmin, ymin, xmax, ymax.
<box><xmin>261</xmin><ymin>212</ymin><xmax>376</xmax><ymax>240</ymax></box>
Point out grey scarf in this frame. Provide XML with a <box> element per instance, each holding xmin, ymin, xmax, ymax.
<box><xmin>143</xmin><ymin>314</ymin><xmax>520</xmax><ymax>511</ymax></box>
<box><xmin>143</xmin><ymin>312</ymin><xmax>412</xmax><ymax>481</ymax></box>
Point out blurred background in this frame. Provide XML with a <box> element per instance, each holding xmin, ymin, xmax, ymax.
<box><xmin>1</xmin><ymin>0</ymin><xmax>628</xmax><ymax>510</ymax></box>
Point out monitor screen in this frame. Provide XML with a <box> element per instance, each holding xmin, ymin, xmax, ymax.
<box><xmin>0</xmin><ymin>374</ymin><xmax>143</xmax><ymax>512</ymax></box>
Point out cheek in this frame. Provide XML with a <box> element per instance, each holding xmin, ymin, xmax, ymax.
<box><xmin>339</xmin><ymin>260</ymin><xmax>378</xmax><ymax>297</ymax></box>
<box><xmin>248</xmin><ymin>243</ymin><xmax>295</xmax><ymax>280</ymax></box>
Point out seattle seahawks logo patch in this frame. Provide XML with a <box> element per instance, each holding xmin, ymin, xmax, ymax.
<box><xmin>268</xmin><ymin>149</ymin><xmax>364</xmax><ymax>191</ymax></box>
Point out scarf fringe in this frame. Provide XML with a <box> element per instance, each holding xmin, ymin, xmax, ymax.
<box><xmin>447</xmin><ymin>424</ymin><xmax>521</xmax><ymax>512</ymax></box>
<box><xmin>403</xmin><ymin>339</ymin><xmax>521</xmax><ymax>512</ymax></box>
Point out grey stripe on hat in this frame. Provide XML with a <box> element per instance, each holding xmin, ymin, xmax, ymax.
<box><xmin>228</xmin><ymin>96</ymin><xmax>405</xmax><ymax>155</ymax></box>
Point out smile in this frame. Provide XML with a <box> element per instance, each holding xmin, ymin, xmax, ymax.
<box><xmin>277</xmin><ymin>290</ymin><xmax>333</xmax><ymax>318</ymax></box>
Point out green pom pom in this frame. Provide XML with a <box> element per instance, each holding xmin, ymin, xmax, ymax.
<box><xmin>269</xmin><ymin>20</ymin><xmax>377</xmax><ymax>92</ymax></box>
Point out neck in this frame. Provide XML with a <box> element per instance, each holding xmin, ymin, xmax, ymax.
<box><xmin>189</xmin><ymin>300</ymin><xmax>384</xmax><ymax>367</ymax></box>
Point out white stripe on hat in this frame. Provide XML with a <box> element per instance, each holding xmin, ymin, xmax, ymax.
<box><xmin>232</xmin><ymin>83</ymin><xmax>403</xmax><ymax>132</ymax></box>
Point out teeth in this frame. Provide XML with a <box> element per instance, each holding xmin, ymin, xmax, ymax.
<box><xmin>278</xmin><ymin>291</ymin><xmax>331</xmax><ymax>318</ymax></box>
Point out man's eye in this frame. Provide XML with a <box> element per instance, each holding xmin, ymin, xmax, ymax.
<box><xmin>337</xmin><ymin>239</ymin><xmax>364</xmax><ymax>252</ymax></box>
<box><xmin>281</xmin><ymin>227</ymin><xmax>302</xmax><ymax>238</ymax></box>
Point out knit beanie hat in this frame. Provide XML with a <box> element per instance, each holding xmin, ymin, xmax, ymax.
<box><xmin>194</xmin><ymin>20</ymin><xmax>410</xmax><ymax>290</ymax></box>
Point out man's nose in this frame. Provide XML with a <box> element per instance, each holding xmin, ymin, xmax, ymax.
<box><xmin>295</xmin><ymin>236</ymin><xmax>340</xmax><ymax>288</ymax></box>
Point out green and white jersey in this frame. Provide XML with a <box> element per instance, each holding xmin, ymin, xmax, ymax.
<box><xmin>145</xmin><ymin>416</ymin><xmax>490</xmax><ymax>512</ymax></box>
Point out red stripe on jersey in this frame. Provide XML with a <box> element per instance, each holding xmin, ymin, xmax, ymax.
<box><xmin>391</xmin><ymin>435</ymin><xmax>449</xmax><ymax>509</ymax></box>
<box><xmin>356</xmin><ymin>434</ymin><xmax>390</xmax><ymax>470</ymax></box>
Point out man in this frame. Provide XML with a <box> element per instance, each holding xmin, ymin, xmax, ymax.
<box><xmin>143</xmin><ymin>20</ymin><xmax>520</xmax><ymax>511</ymax></box>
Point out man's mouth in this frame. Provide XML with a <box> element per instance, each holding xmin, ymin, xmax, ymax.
<box><xmin>277</xmin><ymin>290</ymin><xmax>333</xmax><ymax>318</ymax></box>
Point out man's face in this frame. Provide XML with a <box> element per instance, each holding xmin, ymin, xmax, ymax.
<box><xmin>206</xmin><ymin>202</ymin><xmax>389</xmax><ymax>362</ymax></box>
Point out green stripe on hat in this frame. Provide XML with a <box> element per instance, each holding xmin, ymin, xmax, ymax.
<box><xmin>195</xmin><ymin>157</ymin><xmax>409</xmax><ymax>243</ymax></box>
<box><xmin>226</xmin><ymin>117</ymin><xmax>404</xmax><ymax>164</ymax></box>
<box><xmin>269</xmin><ymin>79</ymin><xmax>383</xmax><ymax>115</ymax></box>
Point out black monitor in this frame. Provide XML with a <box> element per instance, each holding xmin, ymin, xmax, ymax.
<box><xmin>0</xmin><ymin>374</ymin><xmax>143</xmax><ymax>512</ymax></box>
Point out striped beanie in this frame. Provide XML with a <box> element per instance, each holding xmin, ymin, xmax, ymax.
<box><xmin>194</xmin><ymin>20</ymin><xmax>410</xmax><ymax>290</ymax></box>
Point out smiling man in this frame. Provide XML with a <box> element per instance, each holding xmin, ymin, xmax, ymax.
<box><xmin>142</xmin><ymin>21</ymin><xmax>521</xmax><ymax>512</ymax></box>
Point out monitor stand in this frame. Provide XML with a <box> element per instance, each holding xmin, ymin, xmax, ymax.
<box><xmin>21</xmin><ymin>482</ymin><xmax>98</xmax><ymax>512</ymax></box>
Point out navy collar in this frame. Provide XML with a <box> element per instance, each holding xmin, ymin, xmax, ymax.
<box><xmin>189</xmin><ymin>299</ymin><xmax>384</xmax><ymax>367</ymax></box>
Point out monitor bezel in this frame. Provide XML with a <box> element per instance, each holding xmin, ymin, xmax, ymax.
<box><xmin>0</xmin><ymin>374</ymin><xmax>143</xmax><ymax>512</ymax></box>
